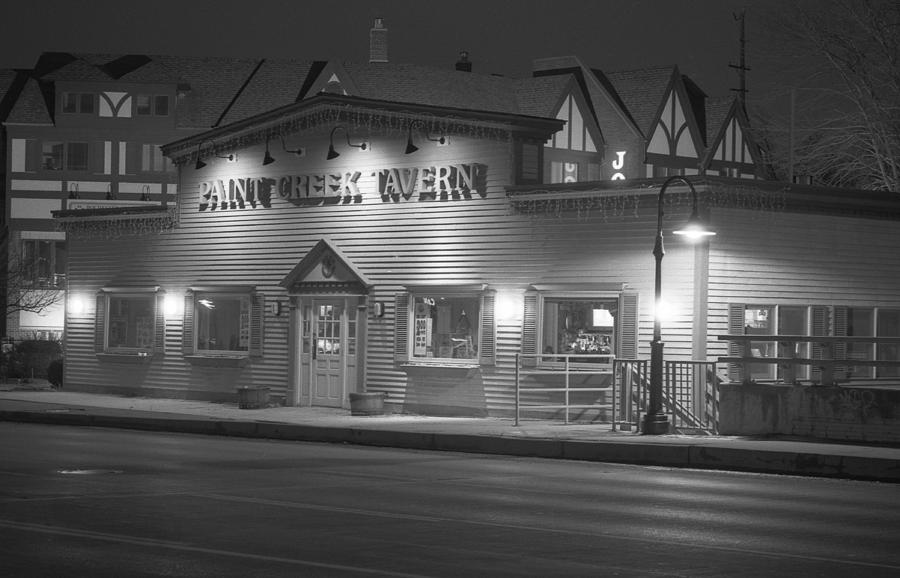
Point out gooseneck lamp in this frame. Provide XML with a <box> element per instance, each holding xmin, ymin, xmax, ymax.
<box><xmin>194</xmin><ymin>139</ymin><xmax>234</xmax><ymax>170</ymax></box>
<box><xmin>404</xmin><ymin>120</ymin><xmax>447</xmax><ymax>155</ymax></box>
<box><xmin>642</xmin><ymin>175</ymin><xmax>715</xmax><ymax>435</ymax></box>
<box><xmin>326</xmin><ymin>126</ymin><xmax>368</xmax><ymax>160</ymax></box>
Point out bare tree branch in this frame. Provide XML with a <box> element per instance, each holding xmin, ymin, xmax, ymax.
<box><xmin>751</xmin><ymin>0</ymin><xmax>900</xmax><ymax>191</ymax></box>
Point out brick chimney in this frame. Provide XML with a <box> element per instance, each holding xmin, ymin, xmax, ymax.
<box><xmin>369</xmin><ymin>18</ymin><xmax>388</xmax><ymax>63</ymax></box>
<box><xmin>455</xmin><ymin>51</ymin><xmax>472</xmax><ymax>72</ymax></box>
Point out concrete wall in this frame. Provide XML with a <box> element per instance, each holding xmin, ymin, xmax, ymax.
<box><xmin>718</xmin><ymin>383</ymin><xmax>900</xmax><ymax>444</ymax></box>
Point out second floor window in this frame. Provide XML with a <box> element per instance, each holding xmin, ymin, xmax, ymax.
<box><xmin>21</xmin><ymin>239</ymin><xmax>67</xmax><ymax>288</ymax></box>
<box><xmin>62</xmin><ymin>92</ymin><xmax>95</xmax><ymax>114</ymax></box>
<box><xmin>141</xmin><ymin>144</ymin><xmax>172</xmax><ymax>172</ymax></box>
<box><xmin>136</xmin><ymin>94</ymin><xmax>170</xmax><ymax>116</ymax></box>
<box><xmin>42</xmin><ymin>142</ymin><xmax>89</xmax><ymax>171</ymax></box>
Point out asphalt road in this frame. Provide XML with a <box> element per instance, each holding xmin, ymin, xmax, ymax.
<box><xmin>1</xmin><ymin>422</ymin><xmax>899</xmax><ymax>577</ymax></box>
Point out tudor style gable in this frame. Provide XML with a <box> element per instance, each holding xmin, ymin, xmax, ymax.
<box><xmin>543</xmin><ymin>85</ymin><xmax>603</xmax><ymax>184</ymax></box>
<box><xmin>703</xmin><ymin>99</ymin><xmax>763</xmax><ymax>179</ymax></box>
<box><xmin>645</xmin><ymin>70</ymin><xmax>706</xmax><ymax>176</ymax></box>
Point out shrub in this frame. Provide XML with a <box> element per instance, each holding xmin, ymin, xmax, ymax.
<box><xmin>3</xmin><ymin>339</ymin><xmax>62</xmax><ymax>380</ymax></box>
<box><xmin>47</xmin><ymin>359</ymin><xmax>63</xmax><ymax>388</ymax></box>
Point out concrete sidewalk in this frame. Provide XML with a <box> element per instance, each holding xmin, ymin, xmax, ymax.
<box><xmin>2</xmin><ymin>386</ymin><xmax>899</xmax><ymax>482</ymax></box>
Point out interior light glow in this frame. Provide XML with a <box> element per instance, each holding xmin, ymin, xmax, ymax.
<box><xmin>592</xmin><ymin>308</ymin><xmax>614</xmax><ymax>327</ymax></box>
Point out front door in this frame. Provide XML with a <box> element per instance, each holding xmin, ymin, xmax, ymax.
<box><xmin>312</xmin><ymin>299</ymin><xmax>345</xmax><ymax>406</ymax></box>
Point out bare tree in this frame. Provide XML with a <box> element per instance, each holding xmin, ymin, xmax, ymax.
<box><xmin>3</xmin><ymin>248</ymin><xmax>65</xmax><ymax>318</ymax></box>
<box><xmin>752</xmin><ymin>0</ymin><xmax>900</xmax><ymax>191</ymax></box>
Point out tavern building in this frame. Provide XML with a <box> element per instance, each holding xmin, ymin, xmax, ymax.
<box><xmin>6</xmin><ymin>30</ymin><xmax>900</xmax><ymax>430</ymax></box>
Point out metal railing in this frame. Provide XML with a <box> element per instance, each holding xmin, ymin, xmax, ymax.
<box><xmin>514</xmin><ymin>355</ymin><xmax>720</xmax><ymax>433</ymax></box>
<box><xmin>514</xmin><ymin>354</ymin><xmax>615</xmax><ymax>426</ymax></box>
<box><xmin>717</xmin><ymin>335</ymin><xmax>900</xmax><ymax>385</ymax></box>
<box><xmin>665</xmin><ymin>360</ymin><xmax>719</xmax><ymax>433</ymax></box>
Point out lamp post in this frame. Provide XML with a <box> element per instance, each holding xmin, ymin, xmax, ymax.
<box><xmin>642</xmin><ymin>175</ymin><xmax>715</xmax><ymax>435</ymax></box>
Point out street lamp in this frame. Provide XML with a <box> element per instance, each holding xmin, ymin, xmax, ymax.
<box><xmin>642</xmin><ymin>175</ymin><xmax>716</xmax><ymax>435</ymax></box>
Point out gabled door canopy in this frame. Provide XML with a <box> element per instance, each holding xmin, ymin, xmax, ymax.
<box><xmin>280</xmin><ymin>238</ymin><xmax>372</xmax><ymax>295</ymax></box>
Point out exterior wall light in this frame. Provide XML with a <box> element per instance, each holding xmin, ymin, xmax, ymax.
<box><xmin>405</xmin><ymin>120</ymin><xmax>447</xmax><ymax>154</ymax></box>
<box><xmin>327</xmin><ymin>126</ymin><xmax>368</xmax><ymax>160</ymax></box>
<box><xmin>263</xmin><ymin>137</ymin><xmax>305</xmax><ymax>166</ymax></box>
<box><xmin>194</xmin><ymin>139</ymin><xmax>235</xmax><ymax>170</ymax></box>
<box><xmin>68</xmin><ymin>294</ymin><xmax>88</xmax><ymax>316</ymax></box>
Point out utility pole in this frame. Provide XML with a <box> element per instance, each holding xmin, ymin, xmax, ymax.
<box><xmin>729</xmin><ymin>10</ymin><xmax>750</xmax><ymax>113</ymax></box>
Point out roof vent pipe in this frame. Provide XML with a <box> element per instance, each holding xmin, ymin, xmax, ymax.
<box><xmin>370</xmin><ymin>18</ymin><xmax>388</xmax><ymax>63</ymax></box>
<box><xmin>455</xmin><ymin>51</ymin><xmax>472</xmax><ymax>72</ymax></box>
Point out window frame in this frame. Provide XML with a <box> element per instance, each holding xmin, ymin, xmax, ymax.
<box><xmin>141</xmin><ymin>143</ymin><xmax>172</xmax><ymax>173</ymax></box>
<box><xmin>394</xmin><ymin>285</ymin><xmax>495</xmax><ymax>367</ymax></box>
<box><xmin>41</xmin><ymin>140</ymin><xmax>90</xmax><ymax>172</ymax></box>
<box><xmin>95</xmin><ymin>287</ymin><xmax>165</xmax><ymax>359</ymax></box>
<box><xmin>728</xmin><ymin>304</ymin><xmax>900</xmax><ymax>382</ymax></box>
<box><xmin>21</xmin><ymin>238</ymin><xmax>67</xmax><ymax>288</ymax></box>
<box><xmin>135</xmin><ymin>94</ymin><xmax>170</xmax><ymax>116</ymax></box>
<box><xmin>521</xmin><ymin>285</ymin><xmax>638</xmax><ymax>369</ymax></box>
<box><xmin>183</xmin><ymin>286</ymin><xmax>264</xmax><ymax>361</ymax></box>
<box><xmin>61</xmin><ymin>91</ymin><xmax>95</xmax><ymax>114</ymax></box>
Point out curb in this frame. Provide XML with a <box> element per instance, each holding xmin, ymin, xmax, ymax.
<box><xmin>2</xmin><ymin>410</ymin><xmax>899</xmax><ymax>483</ymax></box>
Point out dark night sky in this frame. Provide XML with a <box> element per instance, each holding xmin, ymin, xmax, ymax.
<box><xmin>1</xmin><ymin>0</ymin><xmax>793</xmax><ymax>101</ymax></box>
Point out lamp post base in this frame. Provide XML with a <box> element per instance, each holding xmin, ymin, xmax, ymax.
<box><xmin>641</xmin><ymin>412</ymin><xmax>671</xmax><ymax>435</ymax></box>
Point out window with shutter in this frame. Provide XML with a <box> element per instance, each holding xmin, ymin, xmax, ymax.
<box><xmin>394</xmin><ymin>286</ymin><xmax>491</xmax><ymax>365</ymax></box>
<box><xmin>182</xmin><ymin>287</ymin><xmax>260</xmax><ymax>361</ymax></box>
<box><xmin>617</xmin><ymin>292</ymin><xmax>639</xmax><ymax>360</ymax></box>
<box><xmin>95</xmin><ymin>287</ymin><xmax>165</xmax><ymax>358</ymax></box>
<box><xmin>520</xmin><ymin>287</ymin><xmax>633</xmax><ymax>368</ymax></box>
<box><xmin>393</xmin><ymin>292</ymin><xmax>410</xmax><ymax>363</ymax></box>
<box><xmin>521</xmin><ymin>291</ymin><xmax>538</xmax><ymax>367</ymax></box>
<box><xmin>726</xmin><ymin>303</ymin><xmax>745</xmax><ymax>383</ymax></box>
<box><xmin>479</xmin><ymin>291</ymin><xmax>496</xmax><ymax>366</ymax></box>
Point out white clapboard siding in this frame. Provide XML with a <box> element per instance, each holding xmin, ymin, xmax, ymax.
<box><xmin>706</xmin><ymin>207</ymin><xmax>900</xmax><ymax>360</ymax></box>
<box><xmin>64</xmin><ymin>132</ymin><xmax>704</xmax><ymax>414</ymax></box>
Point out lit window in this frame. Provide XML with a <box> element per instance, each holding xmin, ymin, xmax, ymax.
<box><xmin>394</xmin><ymin>287</ymin><xmax>495</xmax><ymax>364</ymax></box>
<box><xmin>842</xmin><ymin>307</ymin><xmax>875</xmax><ymax>379</ymax></box>
<box><xmin>729</xmin><ymin>304</ymin><xmax>900</xmax><ymax>382</ymax></box>
<box><xmin>542</xmin><ymin>297</ymin><xmax>617</xmax><ymax>363</ymax></box>
<box><xmin>196</xmin><ymin>293</ymin><xmax>250</xmax><ymax>353</ymax></box>
<box><xmin>21</xmin><ymin>239</ymin><xmax>66</xmax><ymax>288</ymax></box>
<box><xmin>877</xmin><ymin>309</ymin><xmax>900</xmax><ymax>378</ymax></box>
<box><xmin>522</xmin><ymin>288</ymin><xmax>637</xmax><ymax>367</ymax></box>
<box><xmin>108</xmin><ymin>295</ymin><xmax>156</xmax><ymax>350</ymax></box>
<box><xmin>184</xmin><ymin>288</ymin><xmax>264</xmax><ymax>358</ymax></box>
<box><xmin>95</xmin><ymin>289</ymin><xmax>164</xmax><ymax>356</ymax></box>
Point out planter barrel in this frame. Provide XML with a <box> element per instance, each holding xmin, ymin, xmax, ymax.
<box><xmin>236</xmin><ymin>386</ymin><xmax>270</xmax><ymax>409</ymax></box>
<box><xmin>349</xmin><ymin>392</ymin><xmax>386</xmax><ymax>416</ymax></box>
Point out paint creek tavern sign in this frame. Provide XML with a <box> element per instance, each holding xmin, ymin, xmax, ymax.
<box><xmin>199</xmin><ymin>163</ymin><xmax>487</xmax><ymax>211</ymax></box>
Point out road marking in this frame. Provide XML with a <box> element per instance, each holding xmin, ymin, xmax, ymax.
<box><xmin>0</xmin><ymin>519</ymin><xmax>429</xmax><ymax>577</ymax></box>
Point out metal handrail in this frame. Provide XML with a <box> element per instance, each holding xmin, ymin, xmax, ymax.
<box><xmin>515</xmin><ymin>353</ymin><xmax>615</xmax><ymax>426</ymax></box>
